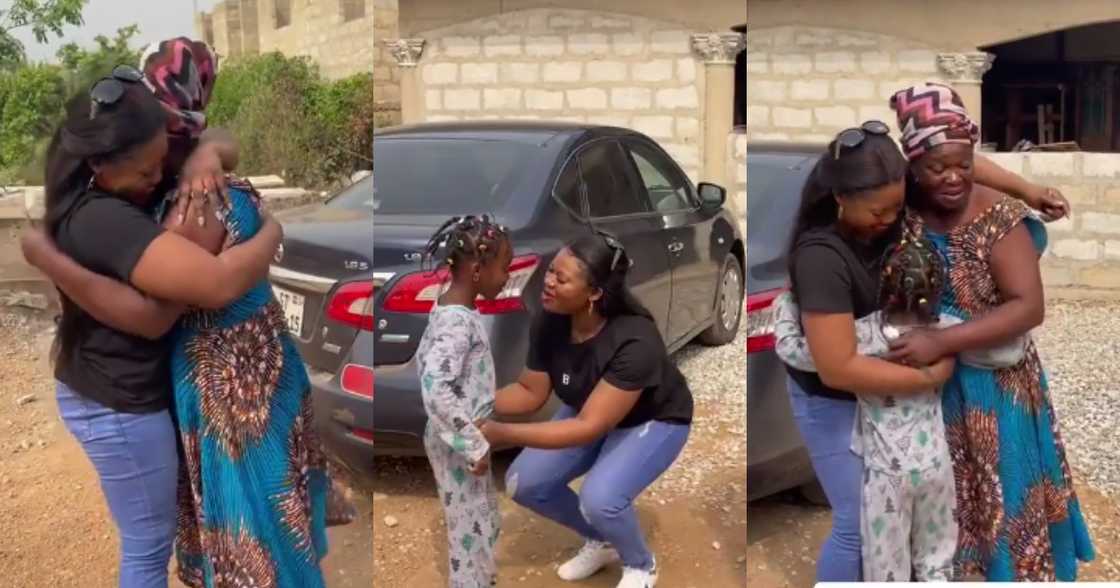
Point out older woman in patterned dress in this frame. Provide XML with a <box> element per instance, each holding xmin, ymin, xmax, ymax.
<box><xmin>885</xmin><ymin>83</ymin><xmax>1094</xmax><ymax>581</ymax></box>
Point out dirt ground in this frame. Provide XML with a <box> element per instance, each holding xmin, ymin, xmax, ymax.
<box><xmin>0</xmin><ymin>308</ymin><xmax>373</xmax><ymax>587</ymax></box>
<box><xmin>372</xmin><ymin>454</ymin><xmax>747</xmax><ymax>588</ymax></box>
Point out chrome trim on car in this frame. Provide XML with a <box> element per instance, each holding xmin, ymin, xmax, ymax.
<box><xmin>268</xmin><ymin>266</ymin><xmax>338</xmax><ymax>294</ymax></box>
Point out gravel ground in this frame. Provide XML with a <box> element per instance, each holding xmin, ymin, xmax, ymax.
<box><xmin>1034</xmin><ymin>300</ymin><xmax>1120</xmax><ymax>497</ymax></box>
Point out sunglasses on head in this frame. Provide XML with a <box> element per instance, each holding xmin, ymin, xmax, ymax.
<box><xmin>833</xmin><ymin>120</ymin><xmax>891</xmax><ymax>159</ymax></box>
<box><xmin>596</xmin><ymin>230</ymin><xmax>626</xmax><ymax>271</ymax></box>
<box><xmin>89</xmin><ymin>65</ymin><xmax>145</xmax><ymax>119</ymax></box>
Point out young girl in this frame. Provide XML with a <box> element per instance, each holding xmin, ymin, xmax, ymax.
<box><xmin>773</xmin><ymin>229</ymin><xmax>1024</xmax><ymax>582</ymax></box>
<box><xmin>417</xmin><ymin>215</ymin><xmax>514</xmax><ymax>587</ymax></box>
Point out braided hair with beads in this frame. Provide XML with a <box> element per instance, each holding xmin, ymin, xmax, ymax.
<box><xmin>879</xmin><ymin>227</ymin><xmax>945</xmax><ymax>325</ymax></box>
<box><xmin>421</xmin><ymin>215</ymin><xmax>511</xmax><ymax>274</ymax></box>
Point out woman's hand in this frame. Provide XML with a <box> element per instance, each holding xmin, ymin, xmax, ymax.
<box><xmin>20</xmin><ymin>226</ymin><xmax>58</xmax><ymax>269</ymax></box>
<box><xmin>926</xmin><ymin>356</ymin><xmax>956</xmax><ymax>387</ymax></box>
<box><xmin>479</xmin><ymin>420</ymin><xmax>503</xmax><ymax>445</ymax></box>
<box><xmin>886</xmin><ymin>328</ymin><xmax>947</xmax><ymax>367</ymax></box>
<box><xmin>177</xmin><ymin>143</ymin><xmax>229</xmax><ymax>226</ymax></box>
<box><xmin>1020</xmin><ymin>184</ymin><xmax>1070</xmax><ymax>221</ymax></box>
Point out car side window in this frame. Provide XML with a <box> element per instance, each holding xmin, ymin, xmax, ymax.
<box><xmin>553</xmin><ymin>157</ymin><xmax>584</xmax><ymax>217</ymax></box>
<box><xmin>626</xmin><ymin>141</ymin><xmax>694</xmax><ymax>213</ymax></box>
<box><xmin>578</xmin><ymin>140</ymin><xmax>648</xmax><ymax>218</ymax></box>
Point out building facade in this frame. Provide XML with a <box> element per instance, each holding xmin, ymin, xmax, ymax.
<box><xmin>747</xmin><ymin>0</ymin><xmax>1120</xmax><ymax>295</ymax></box>
<box><xmin>196</xmin><ymin>0</ymin><xmax>375</xmax><ymax>80</ymax></box>
<box><xmin>377</xmin><ymin>1</ymin><xmax>747</xmax><ymax>220</ymax></box>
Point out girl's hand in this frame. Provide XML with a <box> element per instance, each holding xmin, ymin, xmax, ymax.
<box><xmin>886</xmin><ymin>328</ymin><xmax>946</xmax><ymax>367</ymax></box>
<box><xmin>1021</xmin><ymin>184</ymin><xmax>1070</xmax><ymax>221</ymax></box>
<box><xmin>469</xmin><ymin>452</ymin><xmax>491</xmax><ymax>476</ymax></box>
<box><xmin>178</xmin><ymin>143</ymin><xmax>230</xmax><ymax>226</ymax></box>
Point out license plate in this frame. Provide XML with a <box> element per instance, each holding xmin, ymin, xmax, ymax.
<box><xmin>273</xmin><ymin>286</ymin><xmax>306</xmax><ymax>336</ymax></box>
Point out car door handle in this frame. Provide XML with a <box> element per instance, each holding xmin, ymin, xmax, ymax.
<box><xmin>667</xmin><ymin>242</ymin><xmax>684</xmax><ymax>253</ymax></box>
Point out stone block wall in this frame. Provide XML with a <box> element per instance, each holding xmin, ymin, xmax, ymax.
<box><xmin>982</xmin><ymin>152</ymin><xmax>1120</xmax><ymax>296</ymax></box>
<box><xmin>747</xmin><ymin>25</ymin><xmax>949</xmax><ymax>143</ymax></box>
<box><xmin>374</xmin><ymin>0</ymin><xmax>401</xmax><ymax>126</ymax></box>
<box><xmin>729</xmin><ymin>131</ymin><xmax>746</xmax><ymax>223</ymax></box>
<box><xmin>199</xmin><ymin>0</ymin><xmax>375</xmax><ymax>80</ymax></box>
<box><xmin>415</xmin><ymin>8</ymin><xmax>705</xmax><ymax>182</ymax></box>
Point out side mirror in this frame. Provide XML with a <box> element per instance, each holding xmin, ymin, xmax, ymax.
<box><xmin>698</xmin><ymin>182</ymin><xmax>726</xmax><ymax>209</ymax></box>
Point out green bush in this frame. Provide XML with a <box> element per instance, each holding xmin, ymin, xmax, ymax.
<box><xmin>210</xmin><ymin>52</ymin><xmax>372</xmax><ymax>189</ymax></box>
<box><xmin>0</xmin><ymin>64</ymin><xmax>66</xmax><ymax>175</ymax></box>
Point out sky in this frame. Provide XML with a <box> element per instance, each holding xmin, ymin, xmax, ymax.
<box><xmin>6</xmin><ymin>0</ymin><xmax>221</xmax><ymax>63</ymax></box>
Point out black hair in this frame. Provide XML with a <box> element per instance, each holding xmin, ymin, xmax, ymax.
<box><xmin>566</xmin><ymin>232</ymin><xmax>653</xmax><ymax>321</ymax></box>
<box><xmin>879</xmin><ymin>230</ymin><xmax>945</xmax><ymax>324</ymax></box>
<box><xmin>786</xmin><ymin>132</ymin><xmax>908</xmax><ymax>276</ymax></box>
<box><xmin>44</xmin><ymin>80</ymin><xmax>169</xmax><ymax>368</ymax></box>
<box><xmin>421</xmin><ymin>214</ymin><xmax>511</xmax><ymax>276</ymax></box>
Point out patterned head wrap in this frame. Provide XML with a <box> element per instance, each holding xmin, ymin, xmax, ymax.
<box><xmin>890</xmin><ymin>82</ymin><xmax>979</xmax><ymax>161</ymax></box>
<box><xmin>139</xmin><ymin>37</ymin><xmax>217</xmax><ymax>140</ymax></box>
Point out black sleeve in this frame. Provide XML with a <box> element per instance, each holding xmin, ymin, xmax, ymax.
<box><xmin>64</xmin><ymin>197</ymin><xmax>165</xmax><ymax>282</ymax></box>
<box><xmin>603</xmin><ymin>330</ymin><xmax>662</xmax><ymax>391</ymax></box>
<box><xmin>525</xmin><ymin>312</ymin><xmax>550</xmax><ymax>372</ymax></box>
<box><xmin>791</xmin><ymin>243</ymin><xmax>854</xmax><ymax>314</ymax></box>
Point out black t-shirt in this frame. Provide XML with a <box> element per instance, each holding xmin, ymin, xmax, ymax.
<box><xmin>53</xmin><ymin>191</ymin><xmax>172</xmax><ymax>413</ymax></box>
<box><xmin>527</xmin><ymin>312</ymin><xmax>693</xmax><ymax>427</ymax></box>
<box><xmin>786</xmin><ymin>226</ymin><xmax>892</xmax><ymax>400</ymax></box>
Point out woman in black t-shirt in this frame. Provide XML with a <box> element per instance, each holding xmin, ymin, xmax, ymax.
<box><xmin>18</xmin><ymin>74</ymin><xmax>281</xmax><ymax>586</ymax></box>
<box><xmin>481</xmin><ymin>233</ymin><xmax>692</xmax><ymax>586</ymax></box>
<box><xmin>784</xmin><ymin>123</ymin><xmax>1070</xmax><ymax>583</ymax></box>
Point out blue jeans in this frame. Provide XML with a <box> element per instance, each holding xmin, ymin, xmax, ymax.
<box><xmin>506</xmin><ymin>405</ymin><xmax>689</xmax><ymax>570</ymax></box>
<box><xmin>787</xmin><ymin>377</ymin><xmax>863</xmax><ymax>582</ymax></box>
<box><xmin>56</xmin><ymin>382</ymin><xmax>178</xmax><ymax>588</ymax></box>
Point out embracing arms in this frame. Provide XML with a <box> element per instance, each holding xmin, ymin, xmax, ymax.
<box><xmin>974</xmin><ymin>153</ymin><xmax>1069</xmax><ymax>219</ymax></box>
<box><xmin>485</xmin><ymin>376</ymin><xmax>641</xmax><ymax>450</ymax></box>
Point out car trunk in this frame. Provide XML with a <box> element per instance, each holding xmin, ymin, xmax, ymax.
<box><xmin>372</xmin><ymin>215</ymin><xmax>456</xmax><ymax>367</ymax></box>
<box><xmin>271</xmin><ymin>203</ymin><xmax>373</xmax><ymax>374</ymax></box>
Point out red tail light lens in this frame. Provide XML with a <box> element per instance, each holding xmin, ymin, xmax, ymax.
<box><xmin>340</xmin><ymin>363</ymin><xmax>373</xmax><ymax>398</ymax></box>
<box><xmin>326</xmin><ymin>281</ymin><xmax>374</xmax><ymax>331</ymax></box>
<box><xmin>382</xmin><ymin>255</ymin><xmax>539</xmax><ymax>315</ymax></box>
<box><xmin>746</xmin><ymin>287</ymin><xmax>787</xmax><ymax>354</ymax></box>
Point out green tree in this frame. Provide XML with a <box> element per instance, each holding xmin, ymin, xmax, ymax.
<box><xmin>0</xmin><ymin>62</ymin><xmax>65</xmax><ymax>174</ymax></box>
<box><xmin>56</xmin><ymin>24</ymin><xmax>141</xmax><ymax>95</ymax></box>
<box><xmin>0</xmin><ymin>0</ymin><xmax>86</xmax><ymax>70</ymax></box>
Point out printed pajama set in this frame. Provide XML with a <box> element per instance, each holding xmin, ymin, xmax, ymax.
<box><xmin>418</xmin><ymin>305</ymin><xmax>501</xmax><ymax>588</ymax></box>
<box><xmin>773</xmin><ymin>294</ymin><xmax>1025</xmax><ymax>581</ymax></box>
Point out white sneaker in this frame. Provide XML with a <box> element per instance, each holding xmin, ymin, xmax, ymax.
<box><xmin>616</xmin><ymin>557</ymin><xmax>658</xmax><ymax>588</ymax></box>
<box><xmin>557</xmin><ymin>540</ymin><xmax>620</xmax><ymax>581</ymax></box>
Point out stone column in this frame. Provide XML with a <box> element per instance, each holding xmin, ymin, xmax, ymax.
<box><xmin>691</xmin><ymin>32</ymin><xmax>746</xmax><ymax>193</ymax></box>
<box><xmin>384</xmin><ymin>38</ymin><xmax>426</xmax><ymax>124</ymax></box>
<box><xmin>936</xmin><ymin>52</ymin><xmax>995</xmax><ymax>128</ymax></box>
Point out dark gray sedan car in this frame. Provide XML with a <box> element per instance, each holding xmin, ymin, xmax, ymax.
<box><xmin>372</xmin><ymin>121</ymin><xmax>745</xmax><ymax>457</ymax></box>
<box><xmin>746</xmin><ymin>142</ymin><xmax>827</xmax><ymax>502</ymax></box>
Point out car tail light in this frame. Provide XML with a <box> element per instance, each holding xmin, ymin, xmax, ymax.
<box><xmin>382</xmin><ymin>255</ymin><xmax>539</xmax><ymax>315</ymax></box>
<box><xmin>340</xmin><ymin>363</ymin><xmax>373</xmax><ymax>398</ymax></box>
<box><xmin>349</xmin><ymin>427</ymin><xmax>374</xmax><ymax>442</ymax></box>
<box><xmin>746</xmin><ymin>287</ymin><xmax>787</xmax><ymax>354</ymax></box>
<box><xmin>327</xmin><ymin>281</ymin><xmax>374</xmax><ymax>331</ymax></box>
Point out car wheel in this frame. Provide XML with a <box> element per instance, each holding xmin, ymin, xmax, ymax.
<box><xmin>799</xmin><ymin>479</ymin><xmax>830</xmax><ymax>507</ymax></box>
<box><xmin>699</xmin><ymin>253</ymin><xmax>743</xmax><ymax>346</ymax></box>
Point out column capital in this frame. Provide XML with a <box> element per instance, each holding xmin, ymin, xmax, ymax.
<box><xmin>690</xmin><ymin>32</ymin><xmax>746</xmax><ymax>65</ymax></box>
<box><xmin>384</xmin><ymin>38</ymin><xmax>426</xmax><ymax>68</ymax></box>
<box><xmin>936</xmin><ymin>51</ymin><xmax>995</xmax><ymax>84</ymax></box>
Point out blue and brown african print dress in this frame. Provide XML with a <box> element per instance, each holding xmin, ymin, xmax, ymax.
<box><xmin>918</xmin><ymin>197</ymin><xmax>1094</xmax><ymax>581</ymax></box>
<box><xmin>169</xmin><ymin>184</ymin><xmax>329</xmax><ymax>588</ymax></box>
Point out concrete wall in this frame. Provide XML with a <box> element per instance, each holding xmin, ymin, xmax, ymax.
<box><xmin>373</xmin><ymin>0</ymin><xmax>401</xmax><ymax>126</ymax></box>
<box><xmin>415</xmin><ymin>8</ymin><xmax>706</xmax><ymax>183</ymax></box>
<box><xmin>746</xmin><ymin>25</ymin><xmax>949</xmax><ymax>143</ymax></box>
<box><xmin>198</xmin><ymin>0</ymin><xmax>374</xmax><ymax>80</ymax></box>
<box><xmin>978</xmin><ymin>152</ymin><xmax>1120</xmax><ymax>296</ymax></box>
<box><xmin>743</xmin><ymin>0</ymin><xmax>1120</xmax><ymax>52</ymax></box>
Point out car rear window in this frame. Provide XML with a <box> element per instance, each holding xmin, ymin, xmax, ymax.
<box><xmin>327</xmin><ymin>176</ymin><xmax>374</xmax><ymax>210</ymax></box>
<box><xmin>371</xmin><ymin>138</ymin><xmax>536</xmax><ymax>215</ymax></box>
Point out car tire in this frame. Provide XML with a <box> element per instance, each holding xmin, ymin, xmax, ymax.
<box><xmin>699</xmin><ymin>253</ymin><xmax>743</xmax><ymax>346</ymax></box>
<box><xmin>799</xmin><ymin>479</ymin><xmax>830</xmax><ymax>507</ymax></box>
